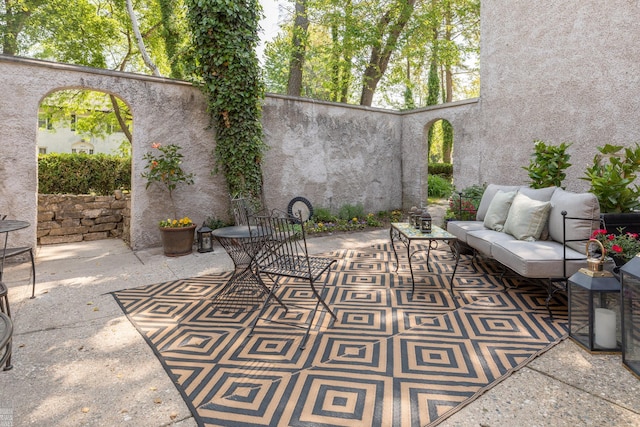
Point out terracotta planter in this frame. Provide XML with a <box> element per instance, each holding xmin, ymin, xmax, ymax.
<box><xmin>159</xmin><ymin>224</ymin><xmax>196</xmax><ymax>257</ymax></box>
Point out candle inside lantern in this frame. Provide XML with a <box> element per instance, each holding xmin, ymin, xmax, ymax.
<box><xmin>594</xmin><ymin>308</ymin><xmax>617</xmax><ymax>349</ymax></box>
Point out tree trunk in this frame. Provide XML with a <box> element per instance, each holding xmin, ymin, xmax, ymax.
<box><xmin>287</xmin><ymin>0</ymin><xmax>309</xmax><ymax>96</ymax></box>
<box><xmin>126</xmin><ymin>0</ymin><xmax>161</xmax><ymax>76</ymax></box>
<box><xmin>359</xmin><ymin>0</ymin><xmax>416</xmax><ymax>106</ymax></box>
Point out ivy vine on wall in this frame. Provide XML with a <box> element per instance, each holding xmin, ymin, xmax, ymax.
<box><xmin>185</xmin><ymin>0</ymin><xmax>266</xmax><ymax>199</ymax></box>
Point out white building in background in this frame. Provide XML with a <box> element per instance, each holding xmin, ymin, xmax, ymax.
<box><xmin>37</xmin><ymin>111</ymin><xmax>128</xmax><ymax>155</ymax></box>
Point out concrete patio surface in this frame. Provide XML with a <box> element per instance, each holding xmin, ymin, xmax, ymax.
<box><xmin>1</xmin><ymin>227</ymin><xmax>639</xmax><ymax>426</ymax></box>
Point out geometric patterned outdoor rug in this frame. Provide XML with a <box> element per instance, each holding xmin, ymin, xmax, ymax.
<box><xmin>112</xmin><ymin>242</ymin><xmax>568</xmax><ymax>426</ymax></box>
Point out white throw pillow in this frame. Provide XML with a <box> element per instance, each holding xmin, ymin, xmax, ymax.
<box><xmin>503</xmin><ymin>192</ymin><xmax>552</xmax><ymax>241</ymax></box>
<box><xmin>483</xmin><ymin>190</ymin><xmax>517</xmax><ymax>231</ymax></box>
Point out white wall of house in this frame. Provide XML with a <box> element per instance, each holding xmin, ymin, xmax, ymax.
<box><xmin>37</xmin><ymin>121</ymin><xmax>126</xmax><ymax>155</ymax></box>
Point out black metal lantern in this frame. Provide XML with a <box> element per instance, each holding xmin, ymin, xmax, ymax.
<box><xmin>568</xmin><ymin>240</ymin><xmax>621</xmax><ymax>353</ymax></box>
<box><xmin>413</xmin><ymin>209</ymin><xmax>422</xmax><ymax>229</ymax></box>
<box><xmin>420</xmin><ymin>211</ymin><xmax>432</xmax><ymax>233</ymax></box>
<box><xmin>197</xmin><ymin>224</ymin><xmax>214</xmax><ymax>253</ymax></box>
<box><xmin>619</xmin><ymin>254</ymin><xmax>640</xmax><ymax>377</ymax></box>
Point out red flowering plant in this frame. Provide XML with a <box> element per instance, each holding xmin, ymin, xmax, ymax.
<box><xmin>141</xmin><ymin>142</ymin><xmax>195</xmax><ymax>227</ymax></box>
<box><xmin>590</xmin><ymin>228</ymin><xmax>640</xmax><ymax>263</ymax></box>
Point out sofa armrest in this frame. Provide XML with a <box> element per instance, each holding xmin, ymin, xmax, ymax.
<box><xmin>561</xmin><ymin>210</ymin><xmax>594</xmax><ymax>278</ymax></box>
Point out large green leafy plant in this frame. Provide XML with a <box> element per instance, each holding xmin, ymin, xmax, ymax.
<box><xmin>185</xmin><ymin>0</ymin><xmax>266</xmax><ymax>201</ymax></box>
<box><xmin>523</xmin><ymin>139</ymin><xmax>572</xmax><ymax>189</ymax></box>
<box><xmin>582</xmin><ymin>143</ymin><xmax>640</xmax><ymax>213</ymax></box>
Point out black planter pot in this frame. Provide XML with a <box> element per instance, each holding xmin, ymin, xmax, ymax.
<box><xmin>600</xmin><ymin>212</ymin><xmax>640</xmax><ymax>235</ymax></box>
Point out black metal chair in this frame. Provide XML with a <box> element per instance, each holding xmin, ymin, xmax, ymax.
<box><xmin>230</xmin><ymin>196</ymin><xmax>254</xmax><ymax>226</ymax></box>
<box><xmin>0</xmin><ymin>311</ymin><xmax>12</xmax><ymax>371</ymax></box>
<box><xmin>0</xmin><ymin>215</ymin><xmax>36</xmax><ymax>299</ymax></box>
<box><xmin>248</xmin><ymin>209</ymin><xmax>337</xmax><ymax>350</ymax></box>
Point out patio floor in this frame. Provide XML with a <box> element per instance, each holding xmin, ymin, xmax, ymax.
<box><xmin>1</xmin><ymin>229</ymin><xmax>639</xmax><ymax>426</ymax></box>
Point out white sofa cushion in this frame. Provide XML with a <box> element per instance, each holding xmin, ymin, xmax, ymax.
<box><xmin>446</xmin><ymin>220</ymin><xmax>485</xmax><ymax>244</ymax></box>
<box><xmin>483</xmin><ymin>190</ymin><xmax>517</xmax><ymax>231</ymax></box>
<box><xmin>518</xmin><ymin>186</ymin><xmax>557</xmax><ymax>202</ymax></box>
<box><xmin>503</xmin><ymin>193</ymin><xmax>552</xmax><ymax>241</ymax></box>
<box><xmin>476</xmin><ymin>184</ymin><xmax>521</xmax><ymax>221</ymax></box>
<box><xmin>467</xmin><ymin>228</ymin><xmax>518</xmax><ymax>257</ymax></box>
<box><xmin>491</xmin><ymin>239</ymin><xmax>587</xmax><ymax>278</ymax></box>
<box><xmin>548</xmin><ymin>188</ymin><xmax>600</xmax><ymax>253</ymax></box>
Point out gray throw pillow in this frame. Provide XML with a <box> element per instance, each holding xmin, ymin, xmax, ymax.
<box><xmin>483</xmin><ymin>190</ymin><xmax>517</xmax><ymax>231</ymax></box>
<box><xmin>503</xmin><ymin>192</ymin><xmax>552</xmax><ymax>241</ymax></box>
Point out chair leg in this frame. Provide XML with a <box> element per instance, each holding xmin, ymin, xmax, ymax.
<box><xmin>29</xmin><ymin>248</ymin><xmax>36</xmax><ymax>299</ymax></box>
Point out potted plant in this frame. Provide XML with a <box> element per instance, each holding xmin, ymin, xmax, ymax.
<box><xmin>582</xmin><ymin>143</ymin><xmax>640</xmax><ymax>235</ymax></box>
<box><xmin>522</xmin><ymin>139</ymin><xmax>572</xmax><ymax>189</ymax></box>
<box><xmin>591</xmin><ymin>228</ymin><xmax>640</xmax><ymax>267</ymax></box>
<box><xmin>141</xmin><ymin>142</ymin><xmax>196</xmax><ymax>256</ymax></box>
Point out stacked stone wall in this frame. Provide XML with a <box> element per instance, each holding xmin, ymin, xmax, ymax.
<box><xmin>37</xmin><ymin>193</ymin><xmax>131</xmax><ymax>245</ymax></box>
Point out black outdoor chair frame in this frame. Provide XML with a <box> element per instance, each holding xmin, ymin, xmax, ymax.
<box><xmin>248</xmin><ymin>209</ymin><xmax>337</xmax><ymax>350</ymax></box>
<box><xmin>0</xmin><ymin>215</ymin><xmax>36</xmax><ymax>299</ymax></box>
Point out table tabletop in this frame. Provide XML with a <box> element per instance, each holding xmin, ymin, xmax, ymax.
<box><xmin>0</xmin><ymin>220</ymin><xmax>29</xmax><ymax>234</ymax></box>
<box><xmin>391</xmin><ymin>222</ymin><xmax>455</xmax><ymax>240</ymax></box>
<box><xmin>211</xmin><ymin>225</ymin><xmax>264</xmax><ymax>239</ymax></box>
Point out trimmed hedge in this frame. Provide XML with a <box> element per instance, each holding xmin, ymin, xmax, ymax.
<box><xmin>428</xmin><ymin>163</ymin><xmax>453</xmax><ymax>177</ymax></box>
<box><xmin>38</xmin><ymin>153</ymin><xmax>131</xmax><ymax>195</ymax></box>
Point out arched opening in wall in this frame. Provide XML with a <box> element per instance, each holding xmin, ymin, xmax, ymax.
<box><xmin>425</xmin><ymin>118</ymin><xmax>454</xmax><ymax>202</ymax></box>
<box><xmin>37</xmin><ymin>89</ymin><xmax>132</xmax><ymax>246</ymax></box>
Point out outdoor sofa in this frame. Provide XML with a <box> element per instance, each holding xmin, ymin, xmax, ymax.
<box><xmin>446</xmin><ymin>184</ymin><xmax>601</xmax><ymax>308</ymax></box>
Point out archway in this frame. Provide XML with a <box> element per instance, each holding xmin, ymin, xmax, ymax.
<box><xmin>425</xmin><ymin>118</ymin><xmax>454</xmax><ymax>201</ymax></box>
<box><xmin>37</xmin><ymin>89</ymin><xmax>132</xmax><ymax>245</ymax></box>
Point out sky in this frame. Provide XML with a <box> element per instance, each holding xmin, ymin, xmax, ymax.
<box><xmin>257</xmin><ymin>0</ymin><xmax>283</xmax><ymax>61</ymax></box>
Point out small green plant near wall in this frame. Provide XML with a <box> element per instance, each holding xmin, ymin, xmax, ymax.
<box><xmin>582</xmin><ymin>143</ymin><xmax>640</xmax><ymax>213</ymax></box>
<box><xmin>427</xmin><ymin>174</ymin><xmax>453</xmax><ymax>198</ymax></box>
<box><xmin>303</xmin><ymin>205</ymin><xmax>400</xmax><ymax>234</ymax></box>
<box><xmin>522</xmin><ymin>139</ymin><xmax>572</xmax><ymax>189</ymax></box>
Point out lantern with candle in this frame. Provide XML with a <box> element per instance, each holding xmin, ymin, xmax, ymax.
<box><xmin>568</xmin><ymin>239</ymin><xmax>622</xmax><ymax>353</ymax></box>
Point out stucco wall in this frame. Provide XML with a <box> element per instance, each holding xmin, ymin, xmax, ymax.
<box><xmin>261</xmin><ymin>95</ymin><xmax>404</xmax><ymax>213</ymax></box>
<box><xmin>463</xmin><ymin>0</ymin><xmax>640</xmax><ymax>192</ymax></box>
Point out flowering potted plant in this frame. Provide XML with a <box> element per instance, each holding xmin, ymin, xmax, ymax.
<box><xmin>141</xmin><ymin>142</ymin><xmax>196</xmax><ymax>256</ymax></box>
<box><xmin>590</xmin><ymin>228</ymin><xmax>640</xmax><ymax>266</ymax></box>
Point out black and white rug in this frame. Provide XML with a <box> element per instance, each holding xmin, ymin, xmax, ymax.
<box><xmin>112</xmin><ymin>243</ymin><xmax>568</xmax><ymax>426</ymax></box>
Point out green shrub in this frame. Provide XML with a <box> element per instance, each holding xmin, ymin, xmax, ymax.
<box><xmin>312</xmin><ymin>207</ymin><xmax>336</xmax><ymax>222</ymax></box>
<box><xmin>428</xmin><ymin>163</ymin><xmax>453</xmax><ymax>177</ymax></box>
<box><xmin>203</xmin><ymin>216</ymin><xmax>229</xmax><ymax>230</ymax></box>
<box><xmin>427</xmin><ymin>174</ymin><xmax>453</xmax><ymax>198</ymax></box>
<box><xmin>38</xmin><ymin>153</ymin><xmax>131</xmax><ymax>195</ymax></box>
<box><xmin>338</xmin><ymin>203</ymin><xmax>366</xmax><ymax>221</ymax></box>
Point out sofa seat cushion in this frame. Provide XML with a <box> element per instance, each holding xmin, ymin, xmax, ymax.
<box><xmin>466</xmin><ymin>229</ymin><xmax>518</xmax><ymax>257</ymax></box>
<box><xmin>491</xmin><ymin>239</ymin><xmax>586</xmax><ymax>278</ymax></box>
<box><xmin>446</xmin><ymin>220</ymin><xmax>486</xmax><ymax>243</ymax></box>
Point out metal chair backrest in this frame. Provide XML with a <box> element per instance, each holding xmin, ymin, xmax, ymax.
<box><xmin>231</xmin><ymin>197</ymin><xmax>252</xmax><ymax>226</ymax></box>
<box><xmin>250</xmin><ymin>210</ymin><xmax>311</xmax><ymax>277</ymax></box>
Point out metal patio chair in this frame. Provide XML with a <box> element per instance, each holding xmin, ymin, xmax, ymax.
<box><xmin>248</xmin><ymin>209</ymin><xmax>337</xmax><ymax>350</ymax></box>
<box><xmin>0</xmin><ymin>215</ymin><xmax>36</xmax><ymax>299</ymax></box>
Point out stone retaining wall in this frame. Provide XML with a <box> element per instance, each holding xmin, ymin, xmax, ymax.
<box><xmin>37</xmin><ymin>193</ymin><xmax>131</xmax><ymax>245</ymax></box>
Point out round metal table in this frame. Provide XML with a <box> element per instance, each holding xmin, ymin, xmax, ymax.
<box><xmin>210</xmin><ymin>226</ymin><xmax>285</xmax><ymax>312</ymax></box>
